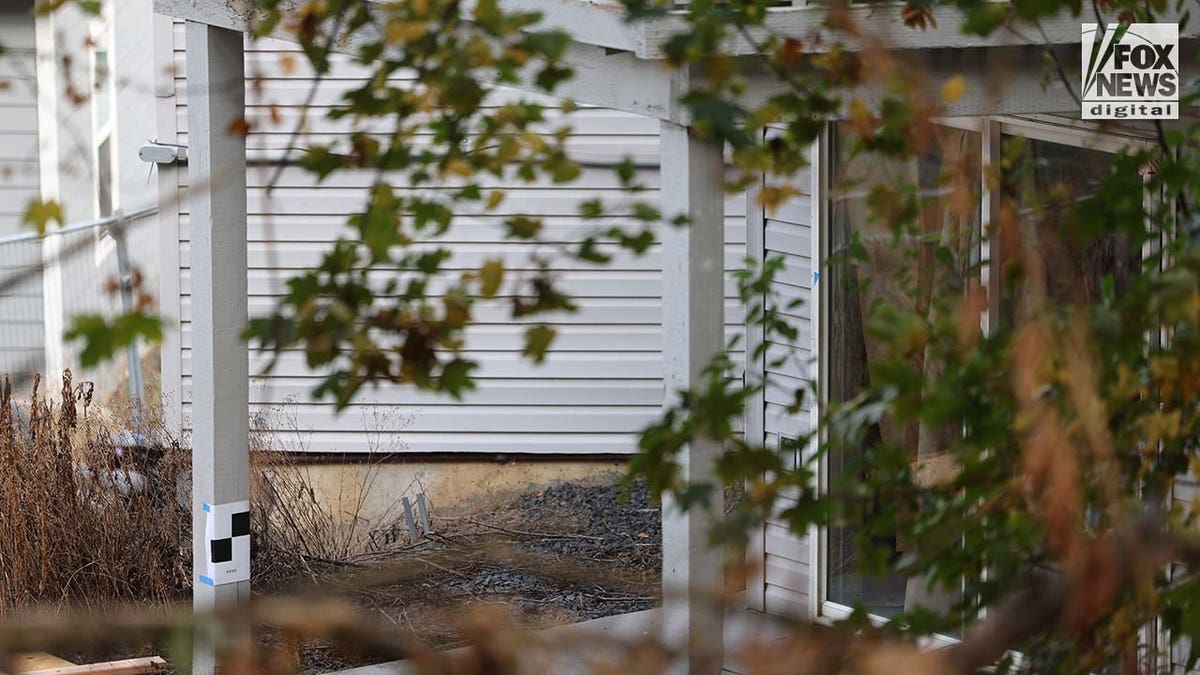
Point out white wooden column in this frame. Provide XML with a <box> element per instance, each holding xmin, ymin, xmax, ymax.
<box><xmin>186</xmin><ymin>21</ymin><xmax>249</xmax><ymax>672</ymax></box>
<box><xmin>660</xmin><ymin>120</ymin><xmax>726</xmax><ymax>674</ymax></box>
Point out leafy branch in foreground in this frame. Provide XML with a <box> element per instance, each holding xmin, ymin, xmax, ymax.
<box><xmin>239</xmin><ymin>0</ymin><xmax>666</xmax><ymax>408</ymax></box>
<box><xmin>621</xmin><ymin>0</ymin><xmax>1200</xmax><ymax>669</ymax></box>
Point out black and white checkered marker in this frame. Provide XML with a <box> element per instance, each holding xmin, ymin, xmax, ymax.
<box><xmin>200</xmin><ymin>500</ymin><xmax>250</xmax><ymax>585</ymax></box>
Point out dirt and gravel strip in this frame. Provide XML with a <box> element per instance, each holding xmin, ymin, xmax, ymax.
<box><xmin>289</xmin><ymin>478</ymin><xmax>662</xmax><ymax>672</ymax></box>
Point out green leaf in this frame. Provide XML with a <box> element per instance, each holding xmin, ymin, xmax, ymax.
<box><xmin>615</xmin><ymin>157</ymin><xmax>637</xmax><ymax>186</ymax></box>
<box><xmin>439</xmin><ymin>358</ymin><xmax>478</xmax><ymax>399</ymax></box>
<box><xmin>505</xmin><ymin>215</ymin><xmax>542</xmax><ymax>239</ymax></box>
<box><xmin>522</xmin><ymin>324</ymin><xmax>556</xmax><ymax>363</ymax></box>
<box><xmin>578</xmin><ymin>199</ymin><xmax>605</xmax><ymax>219</ymax></box>
<box><xmin>300</xmin><ymin>146</ymin><xmax>344</xmax><ymax>180</ymax></box>
<box><xmin>632</xmin><ymin>202</ymin><xmax>662</xmax><ymax>222</ymax></box>
<box><xmin>65</xmin><ymin>312</ymin><xmax>164</xmax><ymax>368</ymax></box>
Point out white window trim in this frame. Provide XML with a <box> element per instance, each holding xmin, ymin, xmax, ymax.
<box><xmin>809</xmin><ymin>114</ymin><xmax>1156</xmax><ymax>637</ymax></box>
<box><xmin>90</xmin><ymin>6</ymin><xmax>117</xmax><ymax>267</ymax></box>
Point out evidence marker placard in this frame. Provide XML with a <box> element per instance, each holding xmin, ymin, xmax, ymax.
<box><xmin>200</xmin><ymin>500</ymin><xmax>251</xmax><ymax>585</ymax></box>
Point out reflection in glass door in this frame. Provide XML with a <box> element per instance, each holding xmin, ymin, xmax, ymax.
<box><xmin>826</xmin><ymin>123</ymin><xmax>981</xmax><ymax>617</ymax></box>
<box><xmin>822</xmin><ymin>121</ymin><xmax>1145</xmax><ymax>625</ymax></box>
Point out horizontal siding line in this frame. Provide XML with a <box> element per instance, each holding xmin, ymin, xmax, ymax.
<box><xmin>172</xmin><ymin>133</ymin><xmax>662</xmax><ymax>145</ymax></box>
<box><xmin>231</xmin><ymin>430</ymin><xmax>648</xmax><ymax>438</ymax></box>
<box><xmin>768</xmin><ymin>270</ymin><xmax>816</xmax><ymax>285</ymax></box>
<box><xmin>180</xmin><ymin>346</ymin><xmax>746</xmax><ymax>356</ymax></box>
<box><xmin>765</xmin><ymin>555</ymin><xmax>811</xmax><ymax>593</ymax></box>
<box><xmin>175</xmin><ymin>242</ymin><xmax>750</xmax><ymax>260</ymax></box>
<box><xmin>174</xmin><ymin>435</ymin><xmax>645</xmax><ymax>455</ymax></box>
<box><xmin>763</xmin><ymin>250</ymin><xmax>814</xmax><ymax>261</ymax></box>
<box><xmin>763</xmin><ymin>584</ymin><xmax>808</xmax><ymax>618</ymax></box>
<box><xmin>176</xmin><ymin>345</ymin><xmax>744</xmax><ymax>357</ymax></box>
<box><xmin>177</xmin><ymin>239</ymin><xmax>749</xmax><ymax>247</ymax></box>
<box><xmin>193</xmin><ymin>402</ymin><xmax>664</xmax><ymax>412</ymax></box>
<box><xmin>764</xmin><ymin>215</ymin><xmax>812</xmax><ymax>228</ymax></box>
<box><xmin>765</xmin><ymin>522</ymin><xmax>810</xmax><ymax>565</ymax></box>
<box><xmin>186</xmin><ymin>375</ymin><xmax>668</xmax><ymax>384</ymax></box>
<box><xmin>765</xmin><ymin>338</ymin><xmax>816</xmax><ymax>355</ymax></box>
<box><xmin>197</xmin><ymin>400</ymin><xmax>665</xmax><ymax>410</ymax></box>
<box><xmin>175</xmin><ymin>233</ymin><xmax>749</xmax><ymax>245</ymax></box>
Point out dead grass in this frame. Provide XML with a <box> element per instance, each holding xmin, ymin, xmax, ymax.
<box><xmin>247</xmin><ymin>403</ymin><xmax>416</xmax><ymax>591</ymax></box>
<box><xmin>0</xmin><ymin>371</ymin><xmax>190</xmax><ymax>611</ymax></box>
<box><xmin>0</xmin><ymin>378</ymin><xmax>664</xmax><ymax>674</ymax></box>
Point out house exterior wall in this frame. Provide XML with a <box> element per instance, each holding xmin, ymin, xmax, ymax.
<box><xmin>760</xmin><ymin>168</ymin><xmax>815</xmax><ymax>617</ymax></box>
<box><xmin>35</xmin><ymin>2</ymin><xmax>98</xmax><ymax>377</ymax></box>
<box><xmin>112</xmin><ymin>0</ymin><xmax>159</xmax><ymax>215</ymax></box>
<box><xmin>0</xmin><ymin>8</ymin><xmax>40</xmax><ymax>236</ymax></box>
<box><xmin>24</xmin><ymin>0</ymin><xmax>160</xmax><ymax>396</ymax></box>
<box><xmin>159</xmin><ymin>22</ymin><xmax>748</xmax><ymax>455</ymax></box>
<box><xmin>0</xmin><ymin>6</ymin><xmax>45</xmax><ymax>379</ymax></box>
<box><xmin>743</xmin><ymin>155</ymin><xmax>815</xmax><ymax>619</ymax></box>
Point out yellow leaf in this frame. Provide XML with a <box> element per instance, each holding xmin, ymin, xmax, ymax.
<box><xmin>759</xmin><ymin>185</ymin><xmax>802</xmax><ymax>214</ymax></box>
<box><xmin>442</xmin><ymin>290</ymin><xmax>471</xmax><ymax>328</ymax></box>
<box><xmin>386</xmin><ymin>19</ymin><xmax>430</xmax><ymax>44</ymax></box>
<box><xmin>846</xmin><ymin>97</ymin><xmax>876</xmax><ymax>139</ymax></box>
<box><xmin>479</xmin><ymin>259</ymin><xmax>504</xmax><ymax>298</ymax></box>
<box><xmin>520</xmin><ymin>132</ymin><xmax>547</xmax><ymax>152</ymax></box>
<box><xmin>443</xmin><ymin>157</ymin><xmax>473</xmax><ymax>177</ymax></box>
<box><xmin>941</xmin><ymin>75</ymin><xmax>967</xmax><ymax>103</ymax></box>
<box><xmin>486</xmin><ymin>190</ymin><xmax>505</xmax><ymax>211</ymax></box>
<box><xmin>523</xmin><ymin>324</ymin><xmax>556</xmax><ymax>363</ymax></box>
<box><xmin>278</xmin><ymin>54</ymin><xmax>297</xmax><ymax>76</ymax></box>
<box><xmin>22</xmin><ymin>198</ymin><xmax>63</xmax><ymax>235</ymax></box>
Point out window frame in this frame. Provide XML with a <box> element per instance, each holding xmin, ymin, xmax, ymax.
<box><xmin>89</xmin><ymin>3</ymin><xmax>117</xmax><ymax>266</ymax></box>
<box><xmin>809</xmin><ymin>114</ymin><xmax>1156</xmax><ymax>644</ymax></box>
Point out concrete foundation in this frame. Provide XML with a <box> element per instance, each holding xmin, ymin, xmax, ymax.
<box><xmin>258</xmin><ymin>457</ymin><xmax>626</xmax><ymax>536</ymax></box>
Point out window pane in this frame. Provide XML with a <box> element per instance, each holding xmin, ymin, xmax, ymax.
<box><xmin>94</xmin><ymin>49</ymin><xmax>110</xmax><ymax>131</ymax></box>
<box><xmin>827</xmin><ymin>124</ymin><xmax>980</xmax><ymax>617</ymax></box>
<box><xmin>97</xmin><ymin>136</ymin><xmax>112</xmax><ymax>218</ymax></box>
<box><xmin>999</xmin><ymin>137</ymin><xmax>1141</xmax><ymax>323</ymax></box>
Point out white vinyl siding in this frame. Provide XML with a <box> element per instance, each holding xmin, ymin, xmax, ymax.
<box><xmin>0</xmin><ymin>11</ymin><xmax>44</xmax><ymax>379</ymax></box>
<box><xmin>164</xmin><ymin>25</ymin><xmax>746</xmax><ymax>454</ymax></box>
<box><xmin>0</xmin><ymin>15</ymin><xmax>39</xmax><ymax>232</ymax></box>
<box><xmin>753</xmin><ymin>164</ymin><xmax>815</xmax><ymax>618</ymax></box>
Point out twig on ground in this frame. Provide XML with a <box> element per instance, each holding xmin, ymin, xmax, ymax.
<box><xmin>462</xmin><ymin>518</ymin><xmax>606</xmax><ymax>541</ymax></box>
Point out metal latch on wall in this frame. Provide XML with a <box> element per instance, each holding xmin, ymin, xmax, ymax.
<box><xmin>138</xmin><ymin>141</ymin><xmax>187</xmax><ymax>164</ymax></box>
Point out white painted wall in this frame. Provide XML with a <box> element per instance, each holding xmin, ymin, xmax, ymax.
<box><xmin>35</xmin><ymin>1</ymin><xmax>98</xmax><ymax>377</ymax></box>
<box><xmin>0</xmin><ymin>6</ymin><xmax>45</xmax><ymax>379</ymax></box>
<box><xmin>113</xmin><ymin>0</ymin><xmax>160</xmax><ymax>214</ymax></box>
<box><xmin>751</xmin><ymin>162</ymin><xmax>815</xmax><ymax>618</ymax></box>
<box><xmin>159</xmin><ymin>23</ymin><xmax>747</xmax><ymax>455</ymax></box>
<box><xmin>29</xmin><ymin>0</ymin><xmax>162</xmax><ymax>395</ymax></box>
<box><xmin>0</xmin><ymin>9</ymin><xmax>40</xmax><ymax>235</ymax></box>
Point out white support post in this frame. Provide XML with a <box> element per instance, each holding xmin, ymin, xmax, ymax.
<box><xmin>660</xmin><ymin>120</ymin><xmax>726</xmax><ymax>674</ymax></box>
<box><xmin>186</xmin><ymin>21</ymin><xmax>249</xmax><ymax>673</ymax></box>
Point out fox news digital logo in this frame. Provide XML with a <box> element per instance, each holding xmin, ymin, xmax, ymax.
<box><xmin>1082</xmin><ymin>23</ymin><xmax>1178</xmax><ymax>119</ymax></box>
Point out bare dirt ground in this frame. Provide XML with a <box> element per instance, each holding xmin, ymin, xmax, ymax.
<box><xmin>276</xmin><ymin>478</ymin><xmax>663</xmax><ymax>673</ymax></box>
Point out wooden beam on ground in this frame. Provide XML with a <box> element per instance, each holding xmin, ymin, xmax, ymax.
<box><xmin>12</xmin><ymin>653</ymin><xmax>75</xmax><ymax>672</ymax></box>
<box><xmin>19</xmin><ymin>657</ymin><xmax>167</xmax><ymax>675</ymax></box>
<box><xmin>659</xmin><ymin>111</ymin><xmax>726</xmax><ymax>673</ymax></box>
<box><xmin>185</xmin><ymin>20</ymin><xmax>251</xmax><ymax>675</ymax></box>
